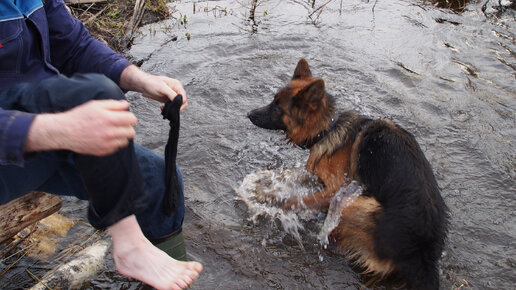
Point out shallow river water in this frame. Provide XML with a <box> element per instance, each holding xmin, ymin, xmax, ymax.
<box><xmin>2</xmin><ymin>0</ymin><xmax>515</xmax><ymax>289</ymax></box>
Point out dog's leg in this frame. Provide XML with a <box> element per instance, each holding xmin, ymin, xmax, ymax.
<box><xmin>329</xmin><ymin>196</ymin><xmax>394</xmax><ymax>276</ymax></box>
<box><xmin>280</xmin><ymin>188</ymin><xmax>335</xmax><ymax>211</ymax></box>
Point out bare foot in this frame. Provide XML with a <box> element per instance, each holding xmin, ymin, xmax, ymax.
<box><xmin>108</xmin><ymin>215</ymin><xmax>203</xmax><ymax>289</ymax></box>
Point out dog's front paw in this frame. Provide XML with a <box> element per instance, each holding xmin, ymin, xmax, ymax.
<box><xmin>280</xmin><ymin>197</ymin><xmax>301</xmax><ymax>211</ymax></box>
<box><xmin>254</xmin><ymin>191</ymin><xmax>279</xmax><ymax>204</ymax></box>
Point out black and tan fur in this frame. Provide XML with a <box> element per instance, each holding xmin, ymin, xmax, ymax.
<box><xmin>247</xmin><ymin>59</ymin><xmax>449</xmax><ymax>289</ymax></box>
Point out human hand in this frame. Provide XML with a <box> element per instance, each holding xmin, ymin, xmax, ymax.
<box><xmin>141</xmin><ymin>75</ymin><xmax>188</xmax><ymax>111</ymax></box>
<box><xmin>120</xmin><ymin>65</ymin><xmax>188</xmax><ymax>111</ymax></box>
<box><xmin>25</xmin><ymin>100</ymin><xmax>137</xmax><ymax>156</ymax></box>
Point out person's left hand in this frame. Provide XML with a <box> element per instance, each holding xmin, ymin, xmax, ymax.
<box><xmin>140</xmin><ymin>75</ymin><xmax>187</xmax><ymax>111</ymax></box>
<box><xmin>120</xmin><ymin>65</ymin><xmax>188</xmax><ymax>111</ymax></box>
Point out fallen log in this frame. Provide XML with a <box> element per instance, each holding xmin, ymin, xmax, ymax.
<box><xmin>29</xmin><ymin>240</ymin><xmax>111</xmax><ymax>290</ymax></box>
<box><xmin>0</xmin><ymin>192</ymin><xmax>62</xmax><ymax>244</ymax></box>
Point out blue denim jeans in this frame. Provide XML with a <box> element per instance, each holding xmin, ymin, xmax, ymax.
<box><xmin>0</xmin><ymin>74</ymin><xmax>184</xmax><ymax>239</ymax></box>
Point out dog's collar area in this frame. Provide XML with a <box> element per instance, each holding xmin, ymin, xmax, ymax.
<box><xmin>298</xmin><ymin>116</ymin><xmax>338</xmax><ymax>150</ymax></box>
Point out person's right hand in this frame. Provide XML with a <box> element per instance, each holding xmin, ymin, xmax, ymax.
<box><xmin>25</xmin><ymin>100</ymin><xmax>137</xmax><ymax>156</ymax></box>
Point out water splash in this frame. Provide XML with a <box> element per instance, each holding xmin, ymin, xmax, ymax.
<box><xmin>236</xmin><ymin>168</ymin><xmax>323</xmax><ymax>249</ymax></box>
<box><xmin>318</xmin><ymin>181</ymin><xmax>363</xmax><ymax>247</ymax></box>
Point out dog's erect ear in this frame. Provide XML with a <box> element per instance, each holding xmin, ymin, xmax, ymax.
<box><xmin>294</xmin><ymin>79</ymin><xmax>325</xmax><ymax>111</ymax></box>
<box><xmin>292</xmin><ymin>58</ymin><xmax>312</xmax><ymax>80</ymax></box>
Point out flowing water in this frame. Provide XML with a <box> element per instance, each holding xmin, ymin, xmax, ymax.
<box><xmin>1</xmin><ymin>0</ymin><xmax>515</xmax><ymax>289</ymax></box>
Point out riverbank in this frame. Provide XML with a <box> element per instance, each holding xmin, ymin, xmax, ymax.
<box><xmin>67</xmin><ymin>0</ymin><xmax>173</xmax><ymax>53</ymax></box>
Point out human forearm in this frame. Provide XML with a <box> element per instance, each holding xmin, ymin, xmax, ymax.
<box><xmin>25</xmin><ymin>100</ymin><xmax>137</xmax><ymax>156</ymax></box>
<box><xmin>119</xmin><ymin>65</ymin><xmax>154</xmax><ymax>93</ymax></box>
<box><xmin>25</xmin><ymin>113</ymin><xmax>67</xmax><ymax>153</ymax></box>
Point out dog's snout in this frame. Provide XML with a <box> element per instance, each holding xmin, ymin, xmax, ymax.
<box><xmin>247</xmin><ymin>105</ymin><xmax>286</xmax><ymax>131</ymax></box>
<box><xmin>247</xmin><ymin>109</ymin><xmax>260</xmax><ymax>126</ymax></box>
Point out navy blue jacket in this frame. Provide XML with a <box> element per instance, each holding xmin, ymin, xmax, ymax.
<box><xmin>0</xmin><ymin>0</ymin><xmax>132</xmax><ymax>166</ymax></box>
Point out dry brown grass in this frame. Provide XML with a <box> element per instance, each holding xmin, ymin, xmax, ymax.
<box><xmin>68</xmin><ymin>0</ymin><xmax>172</xmax><ymax>53</ymax></box>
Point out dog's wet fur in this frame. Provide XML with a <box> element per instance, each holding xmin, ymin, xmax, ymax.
<box><xmin>247</xmin><ymin>59</ymin><xmax>449</xmax><ymax>289</ymax></box>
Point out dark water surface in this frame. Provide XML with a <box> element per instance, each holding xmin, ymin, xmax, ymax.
<box><xmin>2</xmin><ymin>0</ymin><xmax>515</xmax><ymax>289</ymax></box>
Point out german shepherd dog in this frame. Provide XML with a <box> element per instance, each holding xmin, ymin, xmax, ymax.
<box><xmin>247</xmin><ymin>59</ymin><xmax>449</xmax><ymax>289</ymax></box>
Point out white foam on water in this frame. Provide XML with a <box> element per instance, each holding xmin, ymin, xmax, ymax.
<box><xmin>236</xmin><ymin>168</ymin><xmax>323</xmax><ymax>249</ymax></box>
<box><xmin>317</xmin><ymin>181</ymin><xmax>363</xmax><ymax>247</ymax></box>
<box><xmin>237</xmin><ymin>169</ymin><xmax>364</xmax><ymax>251</ymax></box>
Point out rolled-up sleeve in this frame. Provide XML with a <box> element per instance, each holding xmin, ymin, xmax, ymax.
<box><xmin>45</xmin><ymin>0</ymin><xmax>131</xmax><ymax>85</ymax></box>
<box><xmin>0</xmin><ymin>108</ymin><xmax>36</xmax><ymax>166</ymax></box>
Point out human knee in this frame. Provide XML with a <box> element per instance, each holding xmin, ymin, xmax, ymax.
<box><xmin>77</xmin><ymin>74</ymin><xmax>126</xmax><ymax>101</ymax></box>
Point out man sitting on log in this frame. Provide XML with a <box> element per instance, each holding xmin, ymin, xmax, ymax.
<box><xmin>0</xmin><ymin>0</ymin><xmax>202</xmax><ymax>289</ymax></box>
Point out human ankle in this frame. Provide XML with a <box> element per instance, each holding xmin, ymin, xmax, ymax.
<box><xmin>107</xmin><ymin>215</ymin><xmax>148</xmax><ymax>247</ymax></box>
